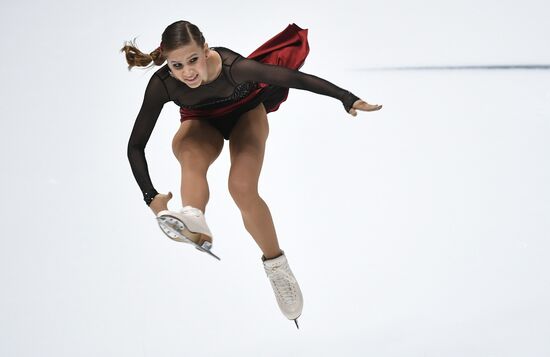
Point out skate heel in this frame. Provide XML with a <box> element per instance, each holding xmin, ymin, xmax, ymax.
<box><xmin>199</xmin><ymin>240</ymin><xmax>213</xmax><ymax>251</ymax></box>
<box><xmin>156</xmin><ymin>214</ymin><xmax>203</xmax><ymax>244</ymax></box>
<box><xmin>156</xmin><ymin>209</ymin><xmax>220</xmax><ymax>260</ymax></box>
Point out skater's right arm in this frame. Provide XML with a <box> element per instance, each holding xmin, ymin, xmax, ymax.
<box><xmin>127</xmin><ymin>74</ymin><xmax>170</xmax><ymax>206</ymax></box>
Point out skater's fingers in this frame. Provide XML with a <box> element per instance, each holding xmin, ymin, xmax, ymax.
<box><xmin>365</xmin><ymin>104</ymin><xmax>383</xmax><ymax>111</ymax></box>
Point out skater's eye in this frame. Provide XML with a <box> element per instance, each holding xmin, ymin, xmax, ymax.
<box><xmin>173</xmin><ymin>58</ymin><xmax>197</xmax><ymax>69</ymax></box>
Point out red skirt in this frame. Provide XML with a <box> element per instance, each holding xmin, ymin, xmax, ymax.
<box><xmin>179</xmin><ymin>23</ymin><xmax>310</xmax><ymax>122</ymax></box>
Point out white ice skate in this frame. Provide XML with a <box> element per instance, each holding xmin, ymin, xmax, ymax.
<box><xmin>156</xmin><ymin>206</ymin><xmax>220</xmax><ymax>260</ymax></box>
<box><xmin>262</xmin><ymin>250</ymin><xmax>303</xmax><ymax>329</ymax></box>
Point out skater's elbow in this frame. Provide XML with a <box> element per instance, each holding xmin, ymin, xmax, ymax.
<box><xmin>127</xmin><ymin>142</ymin><xmax>145</xmax><ymax>158</ymax></box>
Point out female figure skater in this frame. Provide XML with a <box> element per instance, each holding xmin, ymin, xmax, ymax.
<box><xmin>121</xmin><ymin>21</ymin><xmax>382</xmax><ymax>328</ymax></box>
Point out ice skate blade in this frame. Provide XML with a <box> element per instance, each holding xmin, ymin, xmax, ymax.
<box><xmin>290</xmin><ymin>313</ymin><xmax>301</xmax><ymax>329</ymax></box>
<box><xmin>156</xmin><ymin>216</ymin><xmax>221</xmax><ymax>261</ymax></box>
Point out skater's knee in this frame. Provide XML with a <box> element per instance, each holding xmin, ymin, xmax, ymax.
<box><xmin>173</xmin><ymin>139</ymin><xmax>222</xmax><ymax>172</ymax></box>
<box><xmin>172</xmin><ymin>120</ymin><xmax>223</xmax><ymax>166</ymax></box>
<box><xmin>176</xmin><ymin>146</ymin><xmax>209</xmax><ymax>169</ymax></box>
<box><xmin>228</xmin><ymin>177</ymin><xmax>259</xmax><ymax>206</ymax></box>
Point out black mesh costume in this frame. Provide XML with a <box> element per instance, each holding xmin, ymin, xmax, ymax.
<box><xmin>127</xmin><ymin>46</ymin><xmax>360</xmax><ymax>205</ymax></box>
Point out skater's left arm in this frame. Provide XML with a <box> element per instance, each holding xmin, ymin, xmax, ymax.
<box><xmin>230</xmin><ymin>57</ymin><xmax>382</xmax><ymax>116</ymax></box>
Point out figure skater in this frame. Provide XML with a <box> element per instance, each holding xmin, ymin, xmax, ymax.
<box><xmin>120</xmin><ymin>21</ymin><xmax>382</xmax><ymax>328</ymax></box>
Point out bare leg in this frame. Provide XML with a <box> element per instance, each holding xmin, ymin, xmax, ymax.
<box><xmin>172</xmin><ymin>119</ymin><xmax>224</xmax><ymax>214</ymax></box>
<box><xmin>228</xmin><ymin>104</ymin><xmax>282</xmax><ymax>259</ymax></box>
<box><xmin>180</xmin><ymin>168</ymin><xmax>209</xmax><ymax>213</ymax></box>
<box><xmin>237</xmin><ymin>194</ymin><xmax>282</xmax><ymax>259</ymax></box>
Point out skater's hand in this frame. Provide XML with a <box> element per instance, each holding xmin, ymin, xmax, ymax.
<box><xmin>348</xmin><ymin>99</ymin><xmax>383</xmax><ymax>117</ymax></box>
<box><xmin>149</xmin><ymin>191</ymin><xmax>173</xmax><ymax>216</ymax></box>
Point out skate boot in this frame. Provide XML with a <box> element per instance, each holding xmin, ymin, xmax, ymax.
<box><xmin>156</xmin><ymin>206</ymin><xmax>220</xmax><ymax>260</ymax></box>
<box><xmin>262</xmin><ymin>250</ymin><xmax>303</xmax><ymax>329</ymax></box>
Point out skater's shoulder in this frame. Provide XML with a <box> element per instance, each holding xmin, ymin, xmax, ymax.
<box><xmin>212</xmin><ymin>46</ymin><xmax>239</xmax><ymax>56</ymax></box>
<box><xmin>153</xmin><ymin>64</ymin><xmax>171</xmax><ymax>81</ymax></box>
<box><xmin>212</xmin><ymin>46</ymin><xmax>245</xmax><ymax>65</ymax></box>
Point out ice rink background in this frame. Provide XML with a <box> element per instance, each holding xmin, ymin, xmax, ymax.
<box><xmin>1</xmin><ymin>0</ymin><xmax>549</xmax><ymax>356</ymax></box>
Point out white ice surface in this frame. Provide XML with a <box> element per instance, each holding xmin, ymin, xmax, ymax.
<box><xmin>1</xmin><ymin>1</ymin><xmax>549</xmax><ymax>356</ymax></box>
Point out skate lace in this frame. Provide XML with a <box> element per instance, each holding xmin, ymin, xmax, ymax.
<box><xmin>266</xmin><ymin>265</ymin><xmax>297</xmax><ymax>305</ymax></box>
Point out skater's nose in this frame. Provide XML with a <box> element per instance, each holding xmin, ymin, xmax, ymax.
<box><xmin>183</xmin><ymin>69</ymin><xmax>195</xmax><ymax>79</ymax></box>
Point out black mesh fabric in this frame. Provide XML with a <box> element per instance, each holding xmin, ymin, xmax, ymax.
<box><xmin>127</xmin><ymin>46</ymin><xmax>360</xmax><ymax>205</ymax></box>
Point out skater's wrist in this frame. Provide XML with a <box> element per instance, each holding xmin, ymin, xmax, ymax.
<box><xmin>341</xmin><ymin>90</ymin><xmax>360</xmax><ymax>113</ymax></box>
<box><xmin>143</xmin><ymin>188</ymin><xmax>159</xmax><ymax>206</ymax></box>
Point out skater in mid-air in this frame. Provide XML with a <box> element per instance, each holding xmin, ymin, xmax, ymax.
<box><xmin>121</xmin><ymin>21</ymin><xmax>382</xmax><ymax>328</ymax></box>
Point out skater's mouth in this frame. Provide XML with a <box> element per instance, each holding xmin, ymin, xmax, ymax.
<box><xmin>185</xmin><ymin>74</ymin><xmax>199</xmax><ymax>83</ymax></box>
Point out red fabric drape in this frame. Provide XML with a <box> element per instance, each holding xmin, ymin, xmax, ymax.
<box><xmin>179</xmin><ymin>23</ymin><xmax>310</xmax><ymax>121</ymax></box>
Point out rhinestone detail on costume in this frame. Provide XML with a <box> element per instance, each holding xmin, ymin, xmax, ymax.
<box><xmin>180</xmin><ymin>81</ymin><xmax>259</xmax><ymax>110</ymax></box>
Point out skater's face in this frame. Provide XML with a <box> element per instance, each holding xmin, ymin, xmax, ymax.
<box><xmin>166</xmin><ymin>41</ymin><xmax>211</xmax><ymax>88</ymax></box>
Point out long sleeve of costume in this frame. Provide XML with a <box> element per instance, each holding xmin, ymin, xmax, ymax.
<box><xmin>229</xmin><ymin>56</ymin><xmax>360</xmax><ymax>113</ymax></box>
<box><xmin>127</xmin><ymin>74</ymin><xmax>170</xmax><ymax>205</ymax></box>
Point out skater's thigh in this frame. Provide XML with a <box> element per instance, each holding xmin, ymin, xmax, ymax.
<box><xmin>172</xmin><ymin>119</ymin><xmax>224</xmax><ymax>167</ymax></box>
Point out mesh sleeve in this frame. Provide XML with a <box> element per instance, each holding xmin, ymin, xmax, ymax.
<box><xmin>127</xmin><ymin>73</ymin><xmax>170</xmax><ymax>206</ymax></box>
<box><xmin>230</xmin><ymin>56</ymin><xmax>360</xmax><ymax>113</ymax></box>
